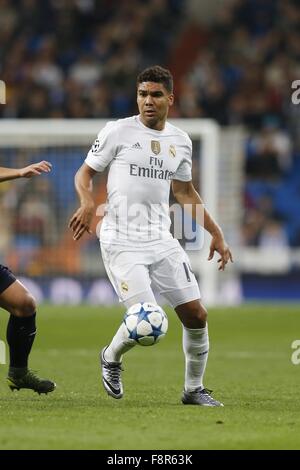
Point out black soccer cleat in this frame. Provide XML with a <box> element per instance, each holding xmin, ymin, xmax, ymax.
<box><xmin>7</xmin><ymin>370</ymin><xmax>56</xmax><ymax>395</ymax></box>
<box><xmin>100</xmin><ymin>346</ymin><xmax>123</xmax><ymax>399</ymax></box>
<box><xmin>182</xmin><ymin>387</ymin><xmax>224</xmax><ymax>407</ymax></box>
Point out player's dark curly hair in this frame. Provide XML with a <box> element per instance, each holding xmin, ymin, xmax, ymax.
<box><xmin>137</xmin><ymin>65</ymin><xmax>173</xmax><ymax>93</ymax></box>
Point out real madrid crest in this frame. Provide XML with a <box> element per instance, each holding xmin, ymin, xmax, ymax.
<box><xmin>151</xmin><ymin>140</ymin><xmax>161</xmax><ymax>155</ymax></box>
<box><xmin>169</xmin><ymin>145</ymin><xmax>176</xmax><ymax>158</ymax></box>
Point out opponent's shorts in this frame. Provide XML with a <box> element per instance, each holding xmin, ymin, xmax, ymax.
<box><xmin>0</xmin><ymin>264</ymin><xmax>16</xmax><ymax>295</ymax></box>
<box><xmin>100</xmin><ymin>241</ymin><xmax>200</xmax><ymax>309</ymax></box>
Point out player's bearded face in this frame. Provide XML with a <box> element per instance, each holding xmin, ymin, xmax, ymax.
<box><xmin>137</xmin><ymin>82</ymin><xmax>174</xmax><ymax>130</ymax></box>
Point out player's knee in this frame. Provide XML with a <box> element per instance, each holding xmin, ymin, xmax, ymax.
<box><xmin>192</xmin><ymin>304</ymin><xmax>207</xmax><ymax>324</ymax></box>
<box><xmin>176</xmin><ymin>300</ymin><xmax>208</xmax><ymax>328</ymax></box>
<box><xmin>186</xmin><ymin>304</ymin><xmax>207</xmax><ymax>327</ymax></box>
<box><xmin>13</xmin><ymin>293</ymin><xmax>37</xmax><ymax>317</ymax></box>
<box><xmin>199</xmin><ymin>304</ymin><xmax>208</xmax><ymax>323</ymax></box>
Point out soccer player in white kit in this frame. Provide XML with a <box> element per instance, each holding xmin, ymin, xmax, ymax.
<box><xmin>69</xmin><ymin>66</ymin><xmax>233</xmax><ymax>406</ymax></box>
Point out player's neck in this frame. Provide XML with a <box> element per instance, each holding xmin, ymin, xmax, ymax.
<box><xmin>138</xmin><ymin>115</ymin><xmax>166</xmax><ymax>131</ymax></box>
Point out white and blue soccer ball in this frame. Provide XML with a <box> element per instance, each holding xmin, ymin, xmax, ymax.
<box><xmin>123</xmin><ymin>302</ymin><xmax>168</xmax><ymax>346</ymax></box>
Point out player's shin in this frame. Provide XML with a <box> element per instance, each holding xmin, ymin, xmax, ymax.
<box><xmin>104</xmin><ymin>322</ymin><xmax>136</xmax><ymax>362</ymax></box>
<box><xmin>6</xmin><ymin>313</ymin><xmax>36</xmax><ymax>375</ymax></box>
<box><xmin>182</xmin><ymin>325</ymin><xmax>209</xmax><ymax>392</ymax></box>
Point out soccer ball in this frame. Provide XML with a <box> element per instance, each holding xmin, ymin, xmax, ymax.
<box><xmin>123</xmin><ymin>302</ymin><xmax>168</xmax><ymax>346</ymax></box>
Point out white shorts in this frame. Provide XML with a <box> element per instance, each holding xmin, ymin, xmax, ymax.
<box><xmin>100</xmin><ymin>240</ymin><xmax>201</xmax><ymax>309</ymax></box>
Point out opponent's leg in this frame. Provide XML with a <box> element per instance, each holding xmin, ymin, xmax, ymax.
<box><xmin>0</xmin><ymin>279</ymin><xmax>56</xmax><ymax>394</ymax></box>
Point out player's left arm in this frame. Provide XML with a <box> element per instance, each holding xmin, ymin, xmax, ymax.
<box><xmin>172</xmin><ymin>179</ymin><xmax>233</xmax><ymax>271</ymax></box>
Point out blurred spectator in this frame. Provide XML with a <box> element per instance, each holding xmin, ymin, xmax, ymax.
<box><xmin>19</xmin><ymin>85</ymin><xmax>50</xmax><ymax>118</ymax></box>
<box><xmin>241</xmin><ymin>208</ymin><xmax>266</xmax><ymax>246</ymax></box>
<box><xmin>69</xmin><ymin>54</ymin><xmax>102</xmax><ymax>87</ymax></box>
<box><xmin>179</xmin><ymin>83</ymin><xmax>204</xmax><ymax>118</ymax></box>
<box><xmin>246</xmin><ymin>119</ymin><xmax>292</xmax><ymax>178</ymax></box>
<box><xmin>30</xmin><ymin>36</ymin><xmax>64</xmax><ymax>90</ymax></box>
<box><xmin>259</xmin><ymin>219</ymin><xmax>289</xmax><ymax>249</ymax></box>
<box><xmin>0</xmin><ymin>0</ymin><xmax>184</xmax><ymax>119</ymax></box>
<box><xmin>13</xmin><ymin>177</ymin><xmax>58</xmax><ymax>249</ymax></box>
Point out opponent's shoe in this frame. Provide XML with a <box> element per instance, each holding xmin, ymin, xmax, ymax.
<box><xmin>182</xmin><ymin>388</ymin><xmax>224</xmax><ymax>407</ymax></box>
<box><xmin>100</xmin><ymin>346</ymin><xmax>123</xmax><ymax>399</ymax></box>
<box><xmin>7</xmin><ymin>370</ymin><xmax>56</xmax><ymax>395</ymax></box>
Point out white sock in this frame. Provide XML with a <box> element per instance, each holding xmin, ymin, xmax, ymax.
<box><xmin>104</xmin><ymin>322</ymin><xmax>136</xmax><ymax>362</ymax></box>
<box><xmin>183</xmin><ymin>325</ymin><xmax>209</xmax><ymax>392</ymax></box>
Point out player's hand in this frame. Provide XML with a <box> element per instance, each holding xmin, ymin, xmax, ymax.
<box><xmin>208</xmin><ymin>232</ymin><xmax>233</xmax><ymax>271</ymax></box>
<box><xmin>19</xmin><ymin>161</ymin><xmax>52</xmax><ymax>178</ymax></box>
<box><xmin>69</xmin><ymin>205</ymin><xmax>94</xmax><ymax>241</ymax></box>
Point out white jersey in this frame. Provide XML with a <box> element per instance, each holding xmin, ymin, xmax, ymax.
<box><xmin>85</xmin><ymin>115</ymin><xmax>192</xmax><ymax>246</ymax></box>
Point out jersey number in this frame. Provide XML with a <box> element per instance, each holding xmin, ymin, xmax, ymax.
<box><xmin>183</xmin><ymin>262</ymin><xmax>194</xmax><ymax>282</ymax></box>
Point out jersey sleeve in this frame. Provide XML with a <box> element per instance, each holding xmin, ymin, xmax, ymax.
<box><xmin>85</xmin><ymin>121</ymin><xmax>118</xmax><ymax>172</ymax></box>
<box><xmin>172</xmin><ymin>136</ymin><xmax>192</xmax><ymax>181</ymax></box>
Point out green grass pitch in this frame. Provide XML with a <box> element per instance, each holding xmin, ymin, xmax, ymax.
<box><xmin>0</xmin><ymin>304</ymin><xmax>300</xmax><ymax>450</ymax></box>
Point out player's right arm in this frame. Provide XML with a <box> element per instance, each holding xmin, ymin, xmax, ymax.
<box><xmin>69</xmin><ymin>163</ymin><xmax>97</xmax><ymax>241</ymax></box>
<box><xmin>0</xmin><ymin>161</ymin><xmax>52</xmax><ymax>183</ymax></box>
<box><xmin>69</xmin><ymin>122</ymin><xmax>117</xmax><ymax>240</ymax></box>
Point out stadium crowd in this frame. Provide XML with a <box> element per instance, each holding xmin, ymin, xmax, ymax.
<box><xmin>1</xmin><ymin>0</ymin><xmax>300</xmax><ymax>247</ymax></box>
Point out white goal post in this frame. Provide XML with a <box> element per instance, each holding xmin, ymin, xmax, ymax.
<box><xmin>0</xmin><ymin>119</ymin><xmax>243</xmax><ymax>305</ymax></box>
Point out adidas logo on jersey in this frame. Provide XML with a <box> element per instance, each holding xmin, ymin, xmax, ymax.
<box><xmin>132</xmin><ymin>142</ymin><xmax>142</xmax><ymax>149</ymax></box>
